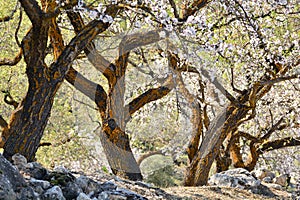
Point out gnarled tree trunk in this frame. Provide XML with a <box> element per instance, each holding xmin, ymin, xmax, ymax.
<box><xmin>3</xmin><ymin>0</ymin><xmax>118</xmax><ymax>162</ymax></box>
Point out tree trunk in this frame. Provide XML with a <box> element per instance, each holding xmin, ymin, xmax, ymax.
<box><xmin>3</xmin><ymin>0</ymin><xmax>118</xmax><ymax>162</ymax></box>
<box><xmin>184</xmin><ymin>103</ymin><xmax>251</xmax><ymax>186</ymax></box>
<box><xmin>100</xmin><ymin>120</ymin><xmax>142</xmax><ymax>180</ymax></box>
<box><xmin>184</xmin><ymin>106</ymin><xmax>229</xmax><ymax>186</ymax></box>
<box><xmin>3</xmin><ymin>82</ymin><xmax>58</xmax><ymax>162</ymax></box>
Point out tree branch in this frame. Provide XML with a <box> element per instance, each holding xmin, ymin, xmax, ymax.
<box><xmin>125</xmin><ymin>74</ymin><xmax>174</xmax><ymax>121</ymax></box>
<box><xmin>231</xmin><ymin>68</ymin><xmax>244</xmax><ymax>94</ymax></box>
<box><xmin>258</xmin><ymin>137</ymin><xmax>300</xmax><ymax>153</ymax></box>
<box><xmin>260</xmin><ymin>117</ymin><xmax>287</xmax><ymax>141</ymax></box>
<box><xmin>49</xmin><ymin>5</ymin><xmax>119</xmax><ymax>83</ymax></box>
<box><xmin>182</xmin><ymin>0</ymin><xmax>209</xmax><ymax>21</ymax></box>
<box><xmin>197</xmin><ymin>65</ymin><xmax>238</xmax><ymax>103</ymax></box>
<box><xmin>65</xmin><ymin>67</ymin><xmax>107</xmax><ymax>119</ymax></box>
<box><xmin>233</xmin><ymin>131</ymin><xmax>259</xmax><ymax>143</ymax></box>
<box><xmin>19</xmin><ymin>0</ymin><xmax>43</xmax><ymax>26</ymax></box>
<box><xmin>0</xmin><ymin>49</ymin><xmax>23</xmax><ymax>66</ymax></box>
<box><xmin>0</xmin><ymin>115</ymin><xmax>8</xmax><ymax>130</ymax></box>
<box><xmin>119</xmin><ymin>29</ymin><xmax>168</xmax><ymax>54</ymax></box>
<box><xmin>168</xmin><ymin>0</ymin><xmax>179</xmax><ymax>19</ymax></box>
<box><xmin>3</xmin><ymin>93</ymin><xmax>19</xmax><ymax>109</ymax></box>
<box><xmin>66</xmin><ymin>11</ymin><xmax>116</xmax><ymax>82</ymax></box>
<box><xmin>258</xmin><ymin>74</ymin><xmax>299</xmax><ymax>86</ymax></box>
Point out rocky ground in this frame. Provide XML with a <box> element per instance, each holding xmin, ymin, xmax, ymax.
<box><xmin>0</xmin><ymin>153</ymin><xmax>299</xmax><ymax>200</ymax></box>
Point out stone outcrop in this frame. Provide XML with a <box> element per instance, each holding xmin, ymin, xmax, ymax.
<box><xmin>0</xmin><ymin>153</ymin><xmax>177</xmax><ymax>200</ymax></box>
<box><xmin>0</xmin><ymin>153</ymin><xmax>299</xmax><ymax>200</ymax></box>
<box><xmin>208</xmin><ymin>168</ymin><xmax>276</xmax><ymax>197</ymax></box>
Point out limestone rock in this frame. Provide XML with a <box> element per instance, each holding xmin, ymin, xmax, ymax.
<box><xmin>18</xmin><ymin>186</ymin><xmax>39</xmax><ymax>200</ymax></box>
<box><xmin>0</xmin><ymin>154</ymin><xmax>26</xmax><ymax>191</ymax></box>
<box><xmin>42</xmin><ymin>186</ymin><xmax>66</xmax><ymax>200</ymax></box>
<box><xmin>262</xmin><ymin>176</ymin><xmax>273</xmax><ymax>183</ymax></box>
<box><xmin>12</xmin><ymin>153</ymin><xmax>27</xmax><ymax>171</ymax></box>
<box><xmin>208</xmin><ymin>168</ymin><xmax>276</xmax><ymax>197</ymax></box>
<box><xmin>76</xmin><ymin>193</ymin><xmax>92</xmax><ymax>200</ymax></box>
<box><xmin>274</xmin><ymin>174</ymin><xmax>288</xmax><ymax>187</ymax></box>
<box><xmin>209</xmin><ymin>168</ymin><xmax>261</xmax><ymax>189</ymax></box>
<box><xmin>0</xmin><ymin>175</ymin><xmax>17</xmax><ymax>200</ymax></box>
<box><xmin>253</xmin><ymin>168</ymin><xmax>275</xmax><ymax>180</ymax></box>
<box><xmin>61</xmin><ymin>182</ymin><xmax>82</xmax><ymax>200</ymax></box>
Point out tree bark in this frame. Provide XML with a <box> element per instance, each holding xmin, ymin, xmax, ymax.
<box><xmin>3</xmin><ymin>0</ymin><xmax>118</xmax><ymax>162</ymax></box>
<box><xmin>184</xmin><ymin>105</ymin><xmax>230</xmax><ymax>186</ymax></box>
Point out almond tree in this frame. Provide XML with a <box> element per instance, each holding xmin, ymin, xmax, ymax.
<box><xmin>0</xmin><ymin>0</ymin><xmax>210</xmax><ymax>180</ymax></box>
<box><xmin>1</xmin><ymin>0</ymin><xmax>299</xmax><ymax>185</ymax></box>
<box><xmin>0</xmin><ymin>0</ymin><xmax>119</xmax><ymax>163</ymax></box>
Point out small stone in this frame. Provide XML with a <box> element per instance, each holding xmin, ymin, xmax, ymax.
<box><xmin>62</xmin><ymin>182</ymin><xmax>82</xmax><ymax>200</ymax></box>
<box><xmin>267</xmin><ymin>183</ymin><xmax>283</xmax><ymax>190</ymax></box>
<box><xmin>209</xmin><ymin>168</ymin><xmax>261</xmax><ymax>189</ymax></box>
<box><xmin>75</xmin><ymin>176</ymin><xmax>100</xmax><ymax>195</ymax></box>
<box><xmin>26</xmin><ymin>162</ymin><xmax>48</xmax><ymax>179</ymax></box>
<box><xmin>76</xmin><ymin>193</ymin><xmax>91</xmax><ymax>200</ymax></box>
<box><xmin>30</xmin><ymin>178</ymin><xmax>51</xmax><ymax>189</ymax></box>
<box><xmin>42</xmin><ymin>186</ymin><xmax>66</xmax><ymax>200</ymax></box>
<box><xmin>75</xmin><ymin>176</ymin><xmax>89</xmax><ymax>191</ymax></box>
<box><xmin>19</xmin><ymin>186</ymin><xmax>39</xmax><ymax>200</ymax></box>
<box><xmin>274</xmin><ymin>174</ymin><xmax>288</xmax><ymax>187</ymax></box>
<box><xmin>262</xmin><ymin>177</ymin><xmax>273</xmax><ymax>183</ymax></box>
<box><xmin>100</xmin><ymin>181</ymin><xmax>117</xmax><ymax>191</ymax></box>
<box><xmin>12</xmin><ymin>153</ymin><xmax>27</xmax><ymax>170</ymax></box>
<box><xmin>33</xmin><ymin>186</ymin><xmax>44</xmax><ymax>194</ymax></box>
<box><xmin>253</xmin><ymin>169</ymin><xmax>275</xmax><ymax>180</ymax></box>
<box><xmin>54</xmin><ymin>166</ymin><xmax>70</xmax><ymax>174</ymax></box>
<box><xmin>116</xmin><ymin>187</ymin><xmax>147</xmax><ymax>199</ymax></box>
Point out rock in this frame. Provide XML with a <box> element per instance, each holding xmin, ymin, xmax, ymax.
<box><xmin>209</xmin><ymin>168</ymin><xmax>261</xmax><ymax>189</ymax></box>
<box><xmin>45</xmin><ymin>172</ymin><xmax>76</xmax><ymax>187</ymax></box>
<box><xmin>76</xmin><ymin>193</ymin><xmax>91</xmax><ymax>200</ymax></box>
<box><xmin>0</xmin><ymin>175</ymin><xmax>17</xmax><ymax>200</ymax></box>
<box><xmin>0</xmin><ymin>153</ymin><xmax>290</xmax><ymax>200</ymax></box>
<box><xmin>62</xmin><ymin>182</ymin><xmax>82</xmax><ymax>200</ymax></box>
<box><xmin>208</xmin><ymin>168</ymin><xmax>276</xmax><ymax>197</ymax></box>
<box><xmin>42</xmin><ymin>186</ymin><xmax>66</xmax><ymax>200</ymax></box>
<box><xmin>0</xmin><ymin>154</ymin><xmax>27</xmax><ymax>192</ymax></box>
<box><xmin>18</xmin><ymin>186</ymin><xmax>39</xmax><ymax>200</ymax></box>
<box><xmin>53</xmin><ymin>166</ymin><xmax>70</xmax><ymax>174</ymax></box>
<box><xmin>100</xmin><ymin>181</ymin><xmax>117</xmax><ymax>191</ymax></box>
<box><xmin>116</xmin><ymin>187</ymin><xmax>147</xmax><ymax>199</ymax></box>
<box><xmin>262</xmin><ymin>177</ymin><xmax>273</xmax><ymax>183</ymax></box>
<box><xmin>29</xmin><ymin>178</ymin><xmax>51</xmax><ymax>190</ymax></box>
<box><xmin>253</xmin><ymin>168</ymin><xmax>275</xmax><ymax>180</ymax></box>
<box><xmin>98</xmin><ymin>191</ymin><xmax>127</xmax><ymax>200</ymax></box>
<box><xmin>75</xmin><ymin>175</ymin><xmax>103</xmax><ymax>195</ymax></box>
<box><xmin>12</xmin><ymin>153</ymin><xmax>27</xmax><ymax>171</ymax></box>
<box><xmin>26</xmin><ymin>162</ymin><xmax>48</xmax><ymax>180</ymax></box>
<box><xmin>267</xmin><ymin>183</ymin><xmax>283</xmax><ymax>190</ymax></box>
<box><xmin>274</xmin><ymin>174</ymin><xmax>288</xmax><ymax>187</ymax></box>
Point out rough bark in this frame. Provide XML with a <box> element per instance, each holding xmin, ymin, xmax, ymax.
<box><xmin>65</xmin><ymin>10</ymin><xmax>177</xmax><ymax>180</ymax></box>
<box><xmin>0</xmin><ymin>115</ymin><xmax>9</xmax><ymax>148</ymax></box>
<box><xmin>184</xmin><ymin>105</ymin><xmax>231</xmax><ymax>186</ymax></box>
<box><xmin>3</xmin><ymin>0</ymin><xmax>118</xmax><ymax>162</ymax></box>
<box><xmin>100</xmin><ymin>120</ymin><xmax>142</xmax><ymax>180</ymax></box>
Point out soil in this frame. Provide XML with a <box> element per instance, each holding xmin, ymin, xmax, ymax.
<box><xmin>89</xmin><ymin>173</ymin><xmax>295</xmax><ymax>199</ymax></box>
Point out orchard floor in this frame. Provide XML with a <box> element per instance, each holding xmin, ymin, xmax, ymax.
<box><xmin>164</xmin><ymin>185</ymin><xmax>291</xmax><ymax>200</ymax></box>
<box><xmin>89</xmin><ymin>173</ymin><xmax>294</xmax><ymax>200</ymax></box>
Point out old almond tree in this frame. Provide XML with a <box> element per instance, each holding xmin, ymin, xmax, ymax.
<box><xmin>1</xmin><ymin>0</ymin><xmax>299</xmax><ymax>186</ymax></box>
